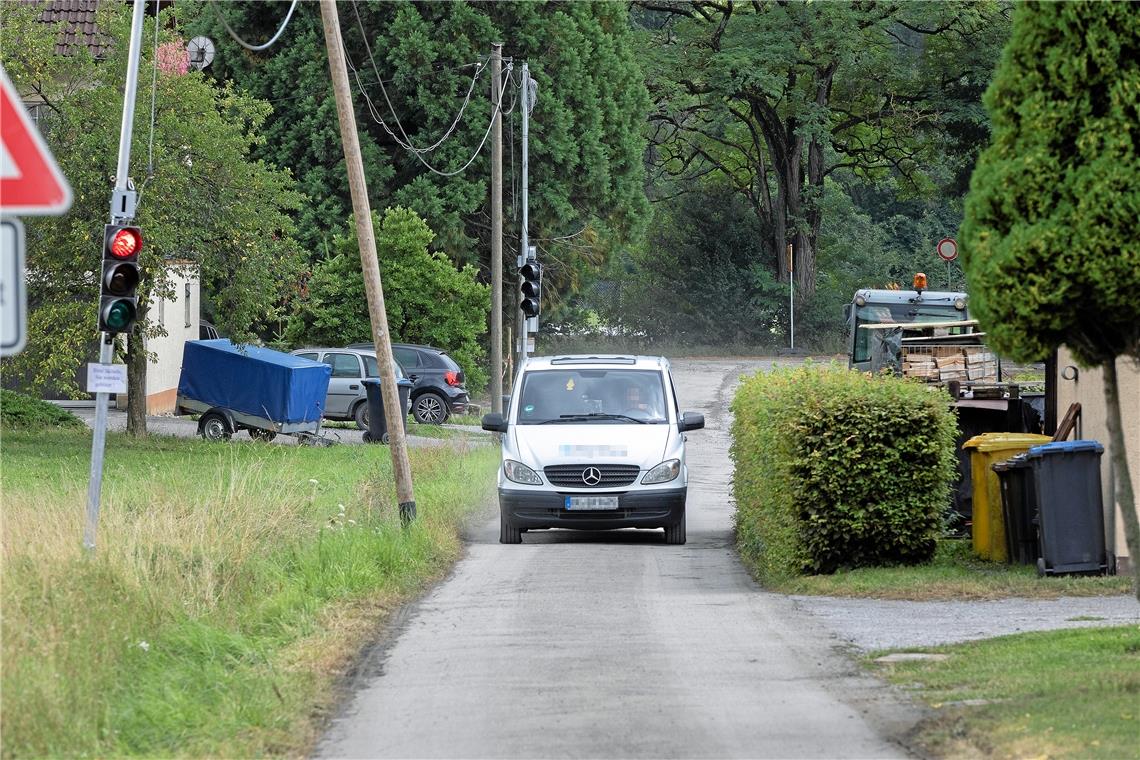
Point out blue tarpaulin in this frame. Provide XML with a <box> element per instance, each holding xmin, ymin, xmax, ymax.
<box><xmin>178</xmin><ymin>340</ymin><xmax>331</xmax><ymax>424</ymax></box>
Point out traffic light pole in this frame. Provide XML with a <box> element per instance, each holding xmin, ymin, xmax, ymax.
<box><xmin>517</xmin><ymin>62</ymin><xmax>530</xmax><ymax>372</ymax></box>
<box><xmin>319</xmin><ymin>0</ymin><xmax>416</xmax><ymax>522</ymax></box>
<box><xmin>85</xmin><ymin>0</ymin><xmax>146</xmax><ymax>552</ymax></box>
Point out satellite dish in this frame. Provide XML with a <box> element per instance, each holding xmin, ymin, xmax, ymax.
<box><xmin>187</xmin><ymin>37</ymin><xmax>215</xmax><ymax>70</ymax></box>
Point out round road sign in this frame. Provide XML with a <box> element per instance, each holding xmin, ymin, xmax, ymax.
<box><xmin>936</xmin><ymin>237</ymin><xmax>958</xmax><ymax>262</ymax></box>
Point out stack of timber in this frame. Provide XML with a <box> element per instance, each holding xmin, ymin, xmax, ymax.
<box><xmin>902</xmin><ymin>345</ymin><xmax>998</xmax><ymax>384</ymax></box>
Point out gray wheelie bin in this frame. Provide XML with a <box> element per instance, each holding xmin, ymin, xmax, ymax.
<box><xmin>1025</xmin><ymin>440</ymin><xmax>1108</xmax><ymax>576</ymax></box>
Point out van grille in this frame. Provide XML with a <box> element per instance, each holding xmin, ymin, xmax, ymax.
<box><xmin>544</xmin><ymin>464</ymin><xmax>640</xmax><ymax>488</ymax></box>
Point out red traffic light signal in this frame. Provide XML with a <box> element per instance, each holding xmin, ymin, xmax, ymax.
<box><xmin>99</xmin><ymin>224</ymin><xmax>142</xmax><ymax>334</ymax></box>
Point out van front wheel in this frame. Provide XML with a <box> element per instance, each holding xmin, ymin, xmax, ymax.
<box><xmin>664</xmin><ymin>512</ymin><xmax>686</xmax><ymax>545</ymax></box>
<box><xmin>499</xmin><ymin>508</ymin><xmax>522</xmax><ymax>544</ymax></box>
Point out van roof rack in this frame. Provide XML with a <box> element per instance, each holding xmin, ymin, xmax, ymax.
<box><xmin>549</xmin><ymin>355</ymin><xmax>637</xmax><ymax>365</ymax></box>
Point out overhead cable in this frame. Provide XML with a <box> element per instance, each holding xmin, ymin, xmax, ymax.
<box><xmin>211</xmin><ymin>0</ymin><xmax>299</xmax><ymax>52</ymax></box>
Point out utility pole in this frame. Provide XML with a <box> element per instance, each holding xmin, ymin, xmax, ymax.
<box><xmin>319</xmin><ymin>0</ymin><xmax>416</xmax><ymax>522</ymax></box>
<box><xmin>84</xmin><ymin>0</ymin><xmax>146</xmax><ymax>552</ymax></box>
<box><xmin>490</xmin><ymin>44</ymin><xmax>503</xmax><ymax>414</ymax></box>
<box><xmin>517</xmin><ymin>62</ymin><xmax>533</xmax><ymax>372</ymax></box>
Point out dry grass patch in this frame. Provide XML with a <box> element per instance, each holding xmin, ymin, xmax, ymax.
<box><xmin>1</xmin><ymin>430</ymin><xmax>498</xmax><ymax>758</ymax></box>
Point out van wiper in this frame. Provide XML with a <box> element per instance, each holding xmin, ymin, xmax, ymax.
<box><xmin>545</xmin><ymin>413</ymin><xmax>646</xmax><ymax>424</ymax></box>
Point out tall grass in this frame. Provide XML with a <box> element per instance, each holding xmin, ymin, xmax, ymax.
<box><xmin>1</xmin><ymin>430</ymin><xmax>498</xmax><ymax>757</ymax></box>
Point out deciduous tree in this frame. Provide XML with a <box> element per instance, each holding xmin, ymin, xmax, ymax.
<box><xmin>0</xmin><ymin>4</ymin><xmax>304</xmax><ymax>435</ymax></box>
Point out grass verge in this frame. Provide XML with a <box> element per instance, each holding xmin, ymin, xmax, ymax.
<box><xmin>763</xmin><ymin>539</ymin><xmax>1133</xmax><ymax>600</ymax></box>
<box><xmin>1</xmin><ymin>428</ymin><xmax>499</xmax><ymax>758</ymax></box>
<box><xmin>873</xmin><ymin>625</ymin><xmax>1140</xmax><ymax>759</ymax></box>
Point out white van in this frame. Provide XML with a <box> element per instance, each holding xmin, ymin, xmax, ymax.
<box><xmin>481</xmin><ymin>355</ymin><xmax>704</xmax><ymax>545</ymax></box>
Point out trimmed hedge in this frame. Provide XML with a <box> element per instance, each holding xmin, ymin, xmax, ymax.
<box><xmin>0</xmin><ymin>389</ymin><xmax>83</xmax><ymax>430</ymax></box>
<box><xmin>730</xmin><ymin>363</ymin><xmax>958</xmax><ymax>581</ymax></box>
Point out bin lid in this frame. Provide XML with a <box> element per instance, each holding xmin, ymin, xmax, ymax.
<box><xmin>991</xmin><ymin>460</ymin><xmax>1013</xmax><ymax>473</ymax></box>
<box><xmin>1007</xmin><ymin>453</ymin><xmax>1032</xmax><ymax>468</ymax></box>
<box><xmin>1026</xmin><ymin>439</ymin><xmax>1104</xmax><ymax>457</ymax></box>
<box><xmin>961</xmin><ymin>432</ymin><xmax>1053</xmax><ymax>452</ymax></box>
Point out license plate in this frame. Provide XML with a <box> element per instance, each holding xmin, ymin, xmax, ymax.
<box><xmin>565</xmin><ymin>495</ymin><xmax>619</xmax><ymax>511</ymax></box>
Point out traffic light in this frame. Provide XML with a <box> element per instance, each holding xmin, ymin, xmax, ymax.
<box><xmin>99</xmin><ymin>224</ymin><xmax>141</xmax><ymax>334</ymax></box>
<box><xmin>520</xmin><ymin>260</ymin><xmax>542</xmax><ymax>319</ymax></box>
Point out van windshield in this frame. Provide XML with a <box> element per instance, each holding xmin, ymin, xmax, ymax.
<box><xmin>516</xmin><ymin>369</ymin><xmax>668</xmax><ymax>424</ymax></box>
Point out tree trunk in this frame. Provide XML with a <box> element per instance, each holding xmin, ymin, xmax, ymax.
<box><xmin>125</xmin><ymin>302</ymin><xmax>148</xmax><ymax>437</ymax></box>
<box><xmin>1102</xmin><ymin>358</ymin><xmax>1139</xmax><ymax>601</ymax></box>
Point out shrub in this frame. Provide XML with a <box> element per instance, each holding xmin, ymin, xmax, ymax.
<box><xmin>0</xmin><ymin>389</ymin><xmax>83</xmax><ymax>430</ymax></box>
<box><xmin>285</xmin><ymin>208</ymin><xmax>491</xmax><ymax>393</ymax></box>
<box><xmin>730</xmin><ymin>363</ymin><xmax>958</xmax><ymax>581</ymax></box>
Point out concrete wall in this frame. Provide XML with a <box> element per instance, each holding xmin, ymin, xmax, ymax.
<box><xmin>1054</xmin><ymin>349</ymin><xmax>1140</xmax><ymax>573</ymax></box>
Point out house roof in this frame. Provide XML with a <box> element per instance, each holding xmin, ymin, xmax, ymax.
<box><xmin>24</xmin><ymin>0</ymin><xmax>114</xmax><ymax>59</ymax></box>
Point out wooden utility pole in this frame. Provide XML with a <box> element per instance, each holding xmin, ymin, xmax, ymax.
<box><xmin>490</xmin><ymin>43</ymin><xmax>504</xmax><ymax>414</ymax></box>
<box><xmin>319</xmin><ymin>0</ymin><xmax>415</xmax><ymax>522</ymax></box>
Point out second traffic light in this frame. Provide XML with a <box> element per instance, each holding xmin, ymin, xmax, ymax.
<box><xmin>520</xmin><ymin>260</ymin><xmax>542</xmax><ymax>318</ymax></box>
<box><xmin>99</xmin><ymin>224</ymin><xmax>142</xmax><ymax>334</ymax></box>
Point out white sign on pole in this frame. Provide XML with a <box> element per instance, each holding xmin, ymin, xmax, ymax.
<box><xmin>0</xmin><ymin>218</ymin><xmax>26</xmax><ymax>357</ymax></box>
<box><xmin>86</xmin><ymin>363</ymin><xmax>128</xmax><ymax>394</ymax></box>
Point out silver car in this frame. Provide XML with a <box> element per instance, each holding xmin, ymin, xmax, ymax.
<box><xmin>481</xmin><ymin>355</ymin><xmax>704</xmax><ymax>545</ymax></box>
<box><xmin>290</xmin><ymin>347</ymin><xmax>406</xmax><ymax>429</ymax></box>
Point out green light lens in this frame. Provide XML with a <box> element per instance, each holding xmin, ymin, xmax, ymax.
<box><xmin>104</xmin><ymin>300</ymin><xmax>134</xmax><ymax>330</ymax></box>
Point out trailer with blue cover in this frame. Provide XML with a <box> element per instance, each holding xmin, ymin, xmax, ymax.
<box><xmin>177</xmin><ymin>339</ymin><xmax>333</xmax><ymax>443</ymax></box>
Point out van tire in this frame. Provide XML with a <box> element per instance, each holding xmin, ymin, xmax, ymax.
<box><xmin>500</xmin><ymin>509</ymin><xmax>522</xmax><ymax>544</ymax></box>
<box><xmin>664</xmin><ymin>512</ymin><xmax>686</xmax><ymax>545</ymax></box>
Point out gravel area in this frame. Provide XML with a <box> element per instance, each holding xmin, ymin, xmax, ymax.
<box><xmin>66</xmin><ymin>407</ymin><xmax>456</xmax><ymax>447</ymax></box>
<box><xmin>788</xmin><ymin>594</ymin><xmax>1140</xmax><ymax>652</ymax></box>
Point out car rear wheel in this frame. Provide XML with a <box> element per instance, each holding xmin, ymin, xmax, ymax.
<box><xmin>499</xmin><ymin>508</ymin><xmax>522</xmax><ymax>544</ymax></box>
<box><xmin>412</xmin><ymin>392</ymin><xmax>450</xmax><ymax>424</ymax></box>
<box><xmin>354</xmin><ymin>400</ymin><xmax>369</xmax><ymax>431</ymax></box>
<box><xmin>199</xmin><ymin>412</ymin><xmax>231</xmax><ymax>442</ymax></box>
<box><xmin>664</xmin><ymin>512</ymin><xmax>686</xmax><ymax>545</ymax></box>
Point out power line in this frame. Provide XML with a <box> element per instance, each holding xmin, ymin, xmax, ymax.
<box><xmin>349</xmin><ymin>0</ymin><xmax>489</xmax><ymax>156</ymax></box>
<box><xmin>211</xmin><ymin>0</ymin><xmax>299</xmax><ymax>53</ymax></box>
<box><xmin>345</xmin><ymin>25</ymin><xmax>514</xmax><ymax>177</ymax></box>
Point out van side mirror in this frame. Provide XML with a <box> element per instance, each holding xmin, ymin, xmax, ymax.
<box><xmin>482</xmin><ymin>413</ymin><xmax>508</xmax><ymax>433</ymax></box>
<box><xmin>679</xmin><ymin>412</ymin><xmax>704</xmax><ymax>432</ymax></box>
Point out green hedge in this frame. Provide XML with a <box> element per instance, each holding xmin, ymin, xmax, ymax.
<box><xmin>0</xmin><ymin>389</ymin><xmax>83</xmax><ymax>430</ymax></box>
<box><xmin>730</xmin><ymin>363</ymin><xmax>958</xmax><ymax>581</ymax></box>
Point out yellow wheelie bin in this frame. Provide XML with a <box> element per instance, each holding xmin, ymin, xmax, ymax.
<box><xmin>961</xmin><ymin>433</ymin><xmax>1053</xmax><ymax>561</ymax></box>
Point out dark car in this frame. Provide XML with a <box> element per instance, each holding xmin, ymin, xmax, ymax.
<box><xmin>347</xmin><ymin>342</ymin><xmax>469</xmax><ymax>424</ymax></box>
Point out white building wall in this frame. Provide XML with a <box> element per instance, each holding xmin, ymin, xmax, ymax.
<box><xmin>135</xmin><ymin>265</ymin><xmax>200</xmax><ymax>414</ymax></box>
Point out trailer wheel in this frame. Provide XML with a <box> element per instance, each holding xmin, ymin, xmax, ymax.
<box><xmin>199</xmin><ymin>412</ymin><xmax>231</xmax><ymax>442</ymax></box>
<box><xmin>249</xmin><ymin>428</ymin><xmax>277</xmax><ymax>442</ymax></box>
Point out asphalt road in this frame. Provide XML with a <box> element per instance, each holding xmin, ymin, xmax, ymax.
<box><xmin>316</xmin><ymin>357</ymin><xmax>921</xmax><ymax>759</ymax></box>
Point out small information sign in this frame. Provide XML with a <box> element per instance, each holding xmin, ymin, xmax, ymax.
<box><xmin>86</xmin><ymin>363</ymin><xmax>128</xmax><ymax>394</ymax></box>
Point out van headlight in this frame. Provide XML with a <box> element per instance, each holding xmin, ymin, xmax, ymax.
<box><xmin>504</xmin><ymin>460</ymin><xmax>542</xmax><ymax>485</ymax></box>
<box><xmin>642</xmin><ymin>459</ymin><xmax>680</xmax><ymax>485</ymax></box>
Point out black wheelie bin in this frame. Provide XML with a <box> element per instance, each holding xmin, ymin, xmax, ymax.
<box><xmin>992</xmin><ymin>454</ymin><xmax>1038</xmax><ymax>565</ymax></box>
<box><xmin>361</xmin><ymin>377</ymin><xmax>413</xmax><ymax>444</ymax></box>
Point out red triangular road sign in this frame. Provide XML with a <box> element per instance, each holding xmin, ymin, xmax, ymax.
<box><xmin>0</xmin><ymin>65</ymin><xmax>72</xmax><ymax>216</ymax></box>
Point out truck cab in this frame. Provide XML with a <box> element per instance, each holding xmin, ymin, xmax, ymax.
<box><xmin>846</xmin><ymin>278</ymin><xmax>971</xmax><ymax>373</ymax></box>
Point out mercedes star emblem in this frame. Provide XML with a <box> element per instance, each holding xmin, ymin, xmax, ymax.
<box><xmin>581</xmin><ymin>467</ymin><xmax>602</xmax><ymax>486</ymax></box>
